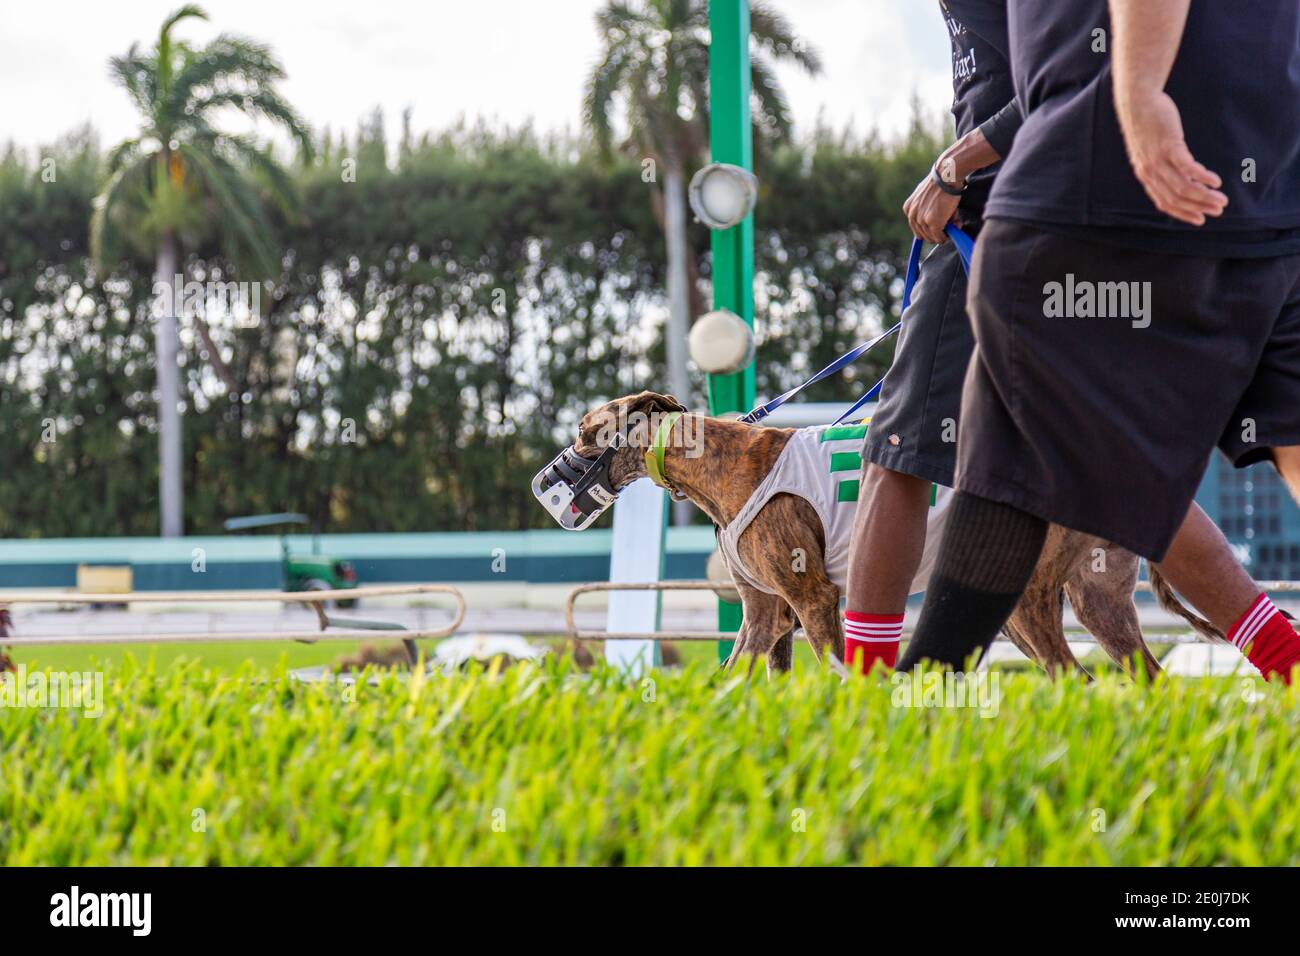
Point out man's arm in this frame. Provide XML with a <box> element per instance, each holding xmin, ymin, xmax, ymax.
<box><xmin>938</xmin><ymin>123</ymin><xmax>1006</xmax><ymax>187</ymax></box>
<box><xmin>977</xmin><ymin>98</ymin><xmax>1023</xmax><ymax>163</ymax></box>
<box><xmin>904</xmin><ymin>115</ymin><xmax>1011</xmax><ymax>245</ymax></box>
<box><xmin>1108</xmin><ymin>0</ymin><xmax>1227</xmax><ymax>225</ymax></box>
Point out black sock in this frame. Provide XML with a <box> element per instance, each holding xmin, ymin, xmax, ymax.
<box><xmin>897</xmin><ymin>492</ymin><xmax>1048</xmax><ymax>671</ymax></box>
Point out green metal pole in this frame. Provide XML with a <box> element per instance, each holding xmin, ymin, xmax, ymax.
<box><xmin>707</xmin><ymin>0</ymin><xmax>755</xmax><ymax>661</ymax></box>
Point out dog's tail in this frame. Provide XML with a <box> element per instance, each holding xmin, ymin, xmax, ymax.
<box><xmin>1146</xmin><ymin>564</ymin><xmax>1225</xmax><ymax>643</ymax></box>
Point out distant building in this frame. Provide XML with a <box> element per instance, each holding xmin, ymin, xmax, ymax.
<box><xmin>1196</xmin><ymin>456</ymin><xmax>1300</xmax><ymax>580</ymax></box>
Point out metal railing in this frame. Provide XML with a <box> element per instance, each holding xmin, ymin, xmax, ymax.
<box><xmin>6</xmin><ymin>577</ymin><xmax>1299</xmax><ymax>648</ymax></box>
<box><xmin>0</xmin><ymin>584</ymin><xmax>465</xmax><ymax>653</ymax></box>
<box><xmin>561</xmin><ymin>579</ymin><xmax>1300</xmax><ymax>645</ymax></box>
<box><xmin>565</xmin><ymin>580</ymin><xmax>739</xmax><ymax>641</ymax></box>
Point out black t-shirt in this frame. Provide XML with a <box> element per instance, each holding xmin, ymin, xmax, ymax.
<box><xmin>988</xmin><ymin>0</ymin><xmax>1300</xmax><ymax>257</ymax></box>
<box><xmin>941</xmin><ymin>0</ymin><xmax>1020</xmax><ymax>219</ymax></box>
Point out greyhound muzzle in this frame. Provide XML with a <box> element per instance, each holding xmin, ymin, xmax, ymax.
<box><xmin>531</xmin><ymin>434</ymin><xmax>626</xmax><ymax>531</ymax></box>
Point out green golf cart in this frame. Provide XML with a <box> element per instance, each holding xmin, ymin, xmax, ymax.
<box><xmin>223</xmin><ymin>513</ymin><xmax>359</xmax><ymax>608</ymax></box>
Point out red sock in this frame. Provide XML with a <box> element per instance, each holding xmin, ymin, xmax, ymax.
<box><xmin>1229</xmin><ymin>593</ymin><xmax>1300</xmax><ymax>684</ymax></box>
<box><xmin>843</xmin><ymin>611</ymin><xmax>903</xmax><ymax>675</ymax></box>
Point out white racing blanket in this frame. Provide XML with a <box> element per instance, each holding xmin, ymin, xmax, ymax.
<box><xmin>716</xmin><ymin>423</ymin><xmax>953</xmax><ymax>597</ymax></box>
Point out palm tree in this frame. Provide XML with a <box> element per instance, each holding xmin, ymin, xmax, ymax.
<box><xmin>91</xmin><ymin>5</ymin><xmax>311</xmax><ymax>536</ymax></box>
<box><xmin>585</xmin><ymin>0</ymin><xmax>821</xmax><ymax>409</ymax></box>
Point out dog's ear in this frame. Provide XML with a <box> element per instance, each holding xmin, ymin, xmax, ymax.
<box><xmin>624</xmin><ymin>390</ymin><xmax>689</xmax><ymax>418</ymax></box>
<box><xmin>618</xmin><ymin>391</ymin><xmax>690</xmax><ymax>446</ymax></box>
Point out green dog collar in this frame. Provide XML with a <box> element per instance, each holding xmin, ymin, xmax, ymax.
<box><xmin>644</xmin><ymin>411</ymin><xmax>683</xmax><ymax>493</ymax></box>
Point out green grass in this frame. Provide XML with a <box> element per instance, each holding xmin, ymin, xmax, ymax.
<box><xmin>19</xmin><ymin>641</ymin><xmax>344</xmax><ymax>674</ymax></box>
<box><xmin>10</xmin><ymin>631</ymin><xmax>1175</xmax><ymax>675</ymax></box>
<box><xmin>3</xmin><ymin>656</ymin><xmax>1297</xmax><ymax>865</ymax></box>
<box><xmin>13</xmin><ymin>638</ymin><xmax>717</xmax><ymax>674</ymax></box>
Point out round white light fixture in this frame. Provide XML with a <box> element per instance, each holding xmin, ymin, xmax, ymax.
<box><xmin>688</xmin><ymin>163</ymin><xmax>758</xmax><ymax>229</ymax></box>
<box><xmin>688</xmin><ymin>309</ymin><xmax>754</xmax><ymax>375</ymax></box>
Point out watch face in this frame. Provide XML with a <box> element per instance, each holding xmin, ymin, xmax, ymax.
<box><xmin>939</xmin><ymin>157</ymin><xmax>958</xmax><ymax>184</ymax></box>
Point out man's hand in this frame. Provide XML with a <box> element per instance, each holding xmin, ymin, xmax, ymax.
<box><xmin>903</xmin><ymin>171</ymin><xmax>961</xmax><ymax>245</ymax></box>
<box><xmin>1114</xmin><ymin>86</ymin><xmax>1227</xmax><ymax>225</ymax></box>
<box><xmin>1109</xmin><ymin>0</ymin><xmax>1227</xmax><ymax>226</ymax></box>
<box><xmin>904</xmin><ymin>127</ymin><xmax>1003</xmax><ymax>244</ymax></box>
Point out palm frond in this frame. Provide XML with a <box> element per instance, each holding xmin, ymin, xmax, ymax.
<box><xmin>105</xmin><ymin>136</ymin><xmax>146</xmax><ymax>174</ymax></box>
<box><xmin>217</xmin><ymin>133</ymin><xmax>300</xmax><ymax>219</ymax></box>
<box><xmin>750</xmin><ymin>58</ymin><xmax>793</xmax><ymax>145</ymax></box>
<box><xmin>749</xmin><ymin>2</ymin><xmax>823</xmax><ymax>75</ymax></box>
<box><xmin>175</xmin><ymin>142</ymin><xmax>279</xmax><ymax>277</ymax></box>
<box><xmin>165</xmin><ymin>34</ymin><xmax>284</xmax><ymax>115</ymax></box>
<box><xmin>629</xmin><ymin>69</ymin><xmax>680</xmax><ymax>166</ymax></box>
<box><xmin>157</xmin><ymin>5</ymin><xmax>208</xmax><ymax>95</ymax></box>
<box><xmin>584</xmin><ymin>45</ymin><xmax>635</xmax><ymax>159</ymax></box>
<box><xmin>187</xmin><ymin>86</ymin><xmax>313</xmax><ymax>159</ymax></box>
<box><xmin>595</xmin><ymin>1</ymin><xmax>653</xmax><ymax>37</ymax></box>
<box><xmin>90</xmin><ymin>158</ymin><xmax>155</xmax><ymax>270</ymax></box>
<box><xmin>161</xmin><ymin>4</ymin><xmax>208</xmax><ymax>39</ymax></box>
<box><xmin>108</xmin><ymin>45</ymin><xmax>158</xmax><ymax>119</ymax></box>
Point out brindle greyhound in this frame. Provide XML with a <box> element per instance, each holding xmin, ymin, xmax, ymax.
<box><xmin>570</xmin><ymin>391</ymin><xmax>1205</xmax><ymax>679</ymax></box>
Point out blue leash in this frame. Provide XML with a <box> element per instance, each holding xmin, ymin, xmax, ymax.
<box><xmin>740</xmin><ymin>224</ymin><xmax>974</xmax><ymax>426</ymax></box>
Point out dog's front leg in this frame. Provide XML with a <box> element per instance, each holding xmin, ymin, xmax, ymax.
<box><xmin>787</xmin><ymin>594</ymin><xmax>844</xmax><ymax>666</ymax></box>
<box><xmin>768</xmin><ymin>629</ymin><xmax>795</xmax><ymax>674</ymax></box>
<box><xmin>723</xmin><ymin>582</ymin><xmax>795</xmax><ymax>679</ymax></box>
<box><xmin>735</xmin><ymin>494</ymin><xmax>844</xmax><ymax>667</ymax></box>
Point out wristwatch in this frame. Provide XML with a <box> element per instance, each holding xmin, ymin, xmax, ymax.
<box><xmin>932</xmin><ymin>157</ymin><xmax>965</xmax><ymax>197</ymax></box>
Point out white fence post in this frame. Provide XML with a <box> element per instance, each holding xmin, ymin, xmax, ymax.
<box><xmin>604</xmin><ymin>478</ymin><xmax>666</xmax><ymax>676</ymax></box>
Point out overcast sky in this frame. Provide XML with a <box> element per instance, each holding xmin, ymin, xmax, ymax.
<box><xmin>0</xmin><ymin>0</ymin><xmax>952</xmax><ymax>152</ymax></box>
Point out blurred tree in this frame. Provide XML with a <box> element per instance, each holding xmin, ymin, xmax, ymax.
<box><xmin>0</xmin><ymin>117</ymin><xmax>940</xmax><ymax>537</ymax></box>
<box><xmin>584</xmin><ymin>0</ymin><xmax>822</xmax><ymax>410</ymax></box>
<box><xmin>90</xmin><ymin>3</ymin><xmax>312</xmax><ymax>536</ymax></box>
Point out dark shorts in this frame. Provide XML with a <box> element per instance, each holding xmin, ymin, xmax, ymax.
<box><xmin>862</xmin><ymin>239</ymin><xmax>974</xmax><ymax>487</ymax></box>
<box><xmin>957</xmin><ymin>219</ymin><xmax>1300</xmax><ymax>561</ymax></box>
